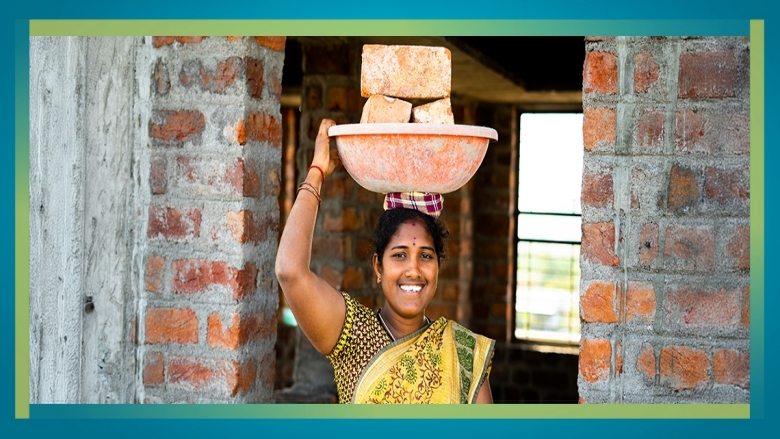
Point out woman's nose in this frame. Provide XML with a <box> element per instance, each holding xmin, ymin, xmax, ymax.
<box><xmin>405</xmin><ymin>259</ymin><xmax>421</xmax><ymax>278</ymax></box>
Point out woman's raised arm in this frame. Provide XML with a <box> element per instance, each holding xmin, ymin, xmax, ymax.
<box><xmin>275</xmin><ymin>118</ymin><xmax>346</xmax><ymax>355</ymax></box>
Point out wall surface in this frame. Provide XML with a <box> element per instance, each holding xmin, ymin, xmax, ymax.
<box><xmin>578</xmin><ymin>36</ymin><xmax>750</xmax><ymax>403</ymax></box>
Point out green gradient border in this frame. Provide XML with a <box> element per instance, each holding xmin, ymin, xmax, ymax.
<box><xmin>18</xmin><ymin>19</ymin><xmax>761</xmax><ymax>420</ymax></box>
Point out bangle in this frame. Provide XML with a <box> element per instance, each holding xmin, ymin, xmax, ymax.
<box><xmin>296</xmin><ymin>182</ymin><xmax>321</xmax><ymax>205</ymax></box>
<box><xmin>308</xmin><ymin>165</ymin><xmax>326</xmax><ymax>182</ymax></box>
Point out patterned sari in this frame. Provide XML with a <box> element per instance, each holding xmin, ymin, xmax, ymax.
<box><xmin>352</xmin><ymin>316</ymin><xmax>495</xmax><ymax>404</ymax></box>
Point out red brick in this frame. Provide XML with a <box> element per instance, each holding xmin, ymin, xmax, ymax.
<box><xmin>636</xmin><ymin>343</ymin><xmax>656</xmax><ymax>381</ymax></box>
<box><xmin>259</xmin><ymin>352</ymin><xmax>276</xmax><ymax>389</ymax></box>
<box><xmin>678</xmin><ymin>51</ymin><xmax>737</xmax><ymax>98</ymax></box>
<box><xmin>582</xmin><ymin>167</ymin><xmax>613</xmax><ymax>209</ymax></box>
<box><xmin>264</xmin><ymin>164</ymin><xmax>280</xmax><ymax>197</ymax></box>
<box><xmin>245</xmin><ymin>111</ymin><xmax>282</xmax><ymax>147</ymax></box>
<box><xmin>343</xmin><ymin>266</ymin><xmax>364</xmax><ymax>290</ymax></box>
<box><xmin>638</xmin><ymin>223</ymin><xmax>659</xmax><ymax>268</ymax></box>
<box><xmin>663</xmin><ymin>225</ymin><xmax>714</xmax><ymax>272</ymax></box>
<box><xmin>725</xmin><ymin>225</ymin><xmax>750</xmax><ymax>270</ymax></box>
<box><xmin>167</xmin><ymin>357</ymin><xmax>214</xmax><ymax>391</ymax></box>
<box><xmin>306</xmin><ymin>85</ymin><xmax>322</xmax><ymax>110</ymax></box>
<box><xmin>207</xmin><ymin>312</ymin><xmax>275</xmax><ymax>350</ymax></box>
<box><xmin>659</xmin><ymin>346</ymin><xmax>711</xmax><ymax>390</ymax></box>
<box><xmin>175</xmin><ymin>156</ymin><xmax>257</xmax><ymax>197</ymax></box>
<box><xmin>580</xmin><ymin>281</ymin><xmax>617</xmax><ymax>323</ymax></box>
<box><xmin>636</xmin><ymin>110</ymin><xmax>665</xmax><ymax>153</ymax></box>
<box><xmin>150</xmin><ymin>155</ymin><xmax>166</xmax><ymax>195</ymax></box>
<box><xmin>714</xmin><ymin>350</ymin><xmax>749</xmax><ymax>389</ymax></box>
<box><xmin>583</xmin><ymin>51</ymin><xmax>618</xmax><ymax>95</ymax></box>
<box><xmin>324</xmin><ymin>208</ymin><xmax>364</xmax><ymax>232</ymax></box>
<box><xmin>666</xmin><ymin>286</ymin><xmax>740</xmax><ymax>326</ymax></box>
<box><xmin>723</xmin><ymin>113</ymin><xmax>750</xmax><ymax>155</ymax></box>
<box><xmin>153</xmin><ymin>36</ymin><xmax>206</xmax><ymax>48</ymax></box>
<box><xmin>361</xmin><ymin>45</ymin><xmax>451</xmax><ymax>99</ymax></box>
<box><xmin>704</xmin><ymin>166</ymin><xmax>750</xmax><ymax>211</ymax></box>
<box><xmin>145</xmin><ymin>307</ymin><xmax>198</xmax><ymax>345</ymax></box>
<box><xmin>224</xmin><ymin>210</ymin><xmax>276</xmax><ymax>245</ymax></box>
<box><xmin>268</xmin><ymin>65</ymin><xmax>283</xmax><ymax>102</ymax></box>
<box><xmin>741</xmin><ymin>285</ymin><xmax>750</xmax><ymax>328</ymax></box>
<box><xmin>634</xmin><ymin>51</ymin><xmax>660</xmax><ymax>93</ymax></box>
<box><xmin>311</xmin><ymin>236</ymin><xmax>346</xmax><ymax>259</ymax></box>
<box><xmin>624</xmin><ymin>282</ymin><xmax>656</xmax><ymax>323</ymax></box>
<box><xmin>615</xmin><ymin>342</ymin><xmax>623</xmax><ymax>376</ymax></box>
<box><xmin>150</xmin><ymin>110</ymin><xmax>205</xmax><ymax>145</ymax></box>
<box><xmin>245</xmin><ymin>57</ymin><xmax>264</xmax><ymax>99</ymax></box>
<box><xmin>183</xmin><ymin>57</ymin><xmax>241</xmax><ymax>94</ymax></box>
<box><xmin>254</xmin><ymin>36</ymin><xmax>286</xmax><ymax>51</ymax></box>
<box><xmin>328</xmin><ymin>87</ymin><xmax>361</xmax><ymax>113</ymax></box>
<box><xmin>674</xmin><ymin>109</ymin><xmax>712</xmax><ymax>154</ymax></box>
<box><xmin>667</xmin><ymin>164</ymin><xmax>700</xmax><ymax>212</ymax></box>
<box><xmin>144</xmin><ymin>352</ymin><xmax>164</xmax><ymax>386</ymax></box>
<box><xmin>321</xmin><ymin>175</ymin><xmax>352</xmax><ymax>199</ymax></box>
<box><xmin>153</xmin><ymin>59</ymin><xmax>170</xmax><ymax>96</ymax></box>
<box><xmin>147</xmin><ymin>206</ymin><xmax>201</xmax><ymax>240</ymax></box>
<box><xmin>167</xmin><ymin>357</ymin><xmax>254</xmax><ymax>396</ymax></box>
<box><xmin>172</xmin><ymin>259</ymin><xmax>258</xmax><ymax>300</ymax></box>
<box><xmin>579</xmin><ymin>338</ymin><xmax>612</xmax><ymax>383</ymax></box>
<box><xmin>145</xmin><ymin>255</ymin><xmax>165</xmax><ymax>293</ymax></box>
<box><xmin>583</xmin><ymin>107</ymin><xmax>616</xmax><ymax>152</ymax></box>
<box><xmin>581</xmin><ymin>222</ymin><xmax>619</xmax><ymax>266</ymax></box>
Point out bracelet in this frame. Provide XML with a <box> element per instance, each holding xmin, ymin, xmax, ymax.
<box><xmin>308</xmin><ymin>165</ymin><xmax>326</xmax><ymax>182</ymax></box>
<box><xmin>296</xmin><ymin>182</ymin><xmax>321</xmax><ymax>205</ymax></box>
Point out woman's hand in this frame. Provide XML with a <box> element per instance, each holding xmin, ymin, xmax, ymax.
<box><xmin>311</xmin><ymin>118</ymin><xmax>340</xmax><ymax>179</ymax></box>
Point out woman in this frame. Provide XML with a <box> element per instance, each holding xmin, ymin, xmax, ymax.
<box><xmin>275</xmin><ymin>119</ymin><xmax>494</xmax><ymax>404</ymax></box>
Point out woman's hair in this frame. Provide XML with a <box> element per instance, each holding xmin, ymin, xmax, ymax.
<box><xmin>373</xmin><ymin>208</ymin><xmax>449</xmax><ymax>266</ymax></box>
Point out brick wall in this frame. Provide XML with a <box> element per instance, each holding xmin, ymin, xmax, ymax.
<box><xmin>141</xmin><ymin>36</ymin><xmax>286</xmax><ymax>403</ymax></box>
<box><xmin>578</xmin><ymin>36</ymin><xmax>750</xmax><ymax>403</ymax></box>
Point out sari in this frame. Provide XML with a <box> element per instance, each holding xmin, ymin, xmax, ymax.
<box><xmin>352</xmin><ymin>316</ymin><xmax>495</xmax><ymax>404</ymax></box>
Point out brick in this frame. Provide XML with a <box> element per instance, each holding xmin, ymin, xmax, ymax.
<box><xmin>207</xmin><ymin>312</ymin><xmax>275</xmax><ymax>350</ymax></box>
<box><xmin>741</xmin><ymin>285</ymin><xmax>750</xmax><ymax>328</ymax></box>
<box><xmin>359</xmin><ymin>95</ymin><xmax>412</xmax><ymax>123</ymax></box>
<box><xmin>361</xmin><ymin>45</ymin><xmax>451</xmax><ymax>99</ymax></box>
<box><xmin>175</xmin><ymin>156</ymin><xmax>257</xmax><ymax>197</ymax></box>
<box><xmin>638</xmin><ymin>223</ymin><xmax>659</xmax><ymax>268</ymax></box>
<box><xmin>636</xmin><ymin>343</ymin><xmax>656</xmax><ymax>381</ymax></box>
<box><xmin>580</xmin><ymin>281</ymin><xmax>617</xmax><ymax>323</ymax></box>
<box><xmin>320</xmin><ymin>174</ymin><xmax>353</xmax><ymax>199</ymax></box>
<box><xmin>634</xmin><ymin>51</ymin><xmax>660</xmax><ymax>93</ymax></box>
<box><xmin>172</xmin><ymin>259</ymin><xmax>258</xmax><ymax>300</ymax></box>
<box><xmin>245</xmin><ymin>57</ymin><xmax>264</xmax><ymax>99</ymax></box>
<box><xmin>254</xmin><ymin>36</ymin><xmax>286</xmax><ymax>51</ymax></box>
<box><xmin>268</xmin><ymin>65</ymin><xmax>283</xmax><ymax>102</ymax></box>
<box><xmin>167</xmin><ymin>357</ymin><xmax>255</xmax><ymax>396</ymax></box>
<box><xmin>152</xmin><ymin>36</ymin><xmax>206</xmax><ymax>48</ymax></box>
<box><xmin>145</xmin><ymin>308</ymin><xmax>198</xmax><ymax>345</ymax></box>
<box><xmin>306</xmin><ymin>85</ymin><xmax>322</xmax><ymax>110</ymax></box>
<box><xmin>259</xmin><ymin>351</ymin><xmax>276</xmax><ymax>389</ymax></box>
<box><xmin>234</xmin><ymin>118</ymin><xmax>247</xmax><ymax>145</ymax></box>
<box><xmin>343</xmin><ymin>266</ymin><xmax>364</xmax><ymax>290</ymax></box>
<box><xmin>324</xmin><ymin>207</ymin><xmax>364</xmax><ymax>232</ymax></box>
<box><xmin>714</xmin><ymin>350</ymin><xmax>749</xmax><ymax>389</ymax></box>
<box><xmin>147</xmin><ymin>206</ymin><xmax>201</xmax><ymax>240</ymax></box>
<box><xmin>583</xmin><ymin>51</ymin><xmax>618</xmax><ymax>95</ymax></box>
<box><xmin>153</xmin><ymin>59</ymin><xmax>170</xmax><ymax>96</ymax></box>
<box><xmin>245</xmin><ymin>111</ymin><xmax>282</xmax><ymax>147</ymax></box>
<box><xmin>312</xmin><ymin>236</ymin><xmax>346</xmax><ymax>259</ymax></box>
<box><xmin>224</xmin><ymin>210</ymin><xmax>276</xmax><ymax>244</ymax></box>
<box><xmin>583</xmin><ymin>107</ymin><xmax>616</xmax><ymax>152</ymax></box>
<box><xmin>666</xmin><ymin>286</ymin><xmax>740</xmax><ymax>326</ymax></box>
<box><xmin>579</xmin><ymin>339</ymin><xmax>612</xmax><ymax>383</ymax></box>
<box><xmin>264</xmin><ymin>165</ymin><xmax>280</xmax><ymax>197</ymax></box>
<box><xmin>411</xmin><ymin>98</ymin><xmax>454</xmax><ymax>124</ymax></box>
<box><xmin>150</xmin><ymin>110</ymin><xmax>205</xmax><ymax>145</ymax></box>
<box><xmin>723</xmin><ymin>113</ymin><xmax>750</xmax><ymax>155</ymax></box>
<box><xmin>150</xmin><ymin>155</ymin><xmax>166</xmax><ymax>195</ymax></box>
<box><xmin>180</xmin><ymin>57</ymin><xmax>241</xmax><ymax>94</ymax></box>
<box><xmin>145</xmin><ymin>255</ymin><xmax>165</xmax><ymax>293</ymax></box>
<box><xmin>328</xmin><ymin>87</ymin><xmax>361</xmax><ymax>113</ymax></box>
<box><xmin>582</xmin><ymin>167</ymin><xmax>613</xmax><ymax>209</ymax></box>
<box><xmin>144</xmin><ymin>352</ymin><xmax>164</xmax><ymax>386</ymax></box>
<box><xmin>615</xmin><ymin>342</ymin><xmax>623</xmax><ymax>376</ymax></box>
<box><xmin>581</xmin><ymin>222</ymin><xmax>619</xmax><ymax>266</ymax></box>
<box><xmin>663</xmin><ymin>225</ymin><xmax>714</xmax><ymax>272</ymax></box>
<box><xmin>667</xmin><ymin>164</ymin><xmax>700</xmax><ymax>212</ymax></box>
<box><xmin>678</xmin><ymin>51</ymin><xmax>737</xmax><ymax>98</ymax></box>
<box><xmin>725</xmin><ymin>225</ymin><xmax>750</xmax><ymax>270</ymax></box>
<box><xmin>624</xmin><ymin>282</ymin><xmax>656</xmax><ymax>323</ymax></box>
<box><xmin>659</xmin><ymin>346</ymin><xmax>711</xmax><ymax>390</ymax></box>
<box><xmin>674</xmin><ymin>109</ymin><xmax>712</xmax><ymax>154</ymax></box>
<box><xmin>704</xmin><ymin>166</ymin><xmax>750</xmax><ymax>211</ymax></box>
<box><xmin>636</xmin><ymin>109</ymin><xmax>665</xmax><ymax>154</ymax></box>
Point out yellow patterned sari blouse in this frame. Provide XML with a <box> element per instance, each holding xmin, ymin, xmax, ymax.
<box><xmin>326</xmin><ymin>292</ymin><xmax>495</xmax><ymax>404</ymax></box>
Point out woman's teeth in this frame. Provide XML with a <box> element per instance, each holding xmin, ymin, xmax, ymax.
<box><xmin>400</xmin><ymin>285</ymin><xmax>422</xmax><ymax>292</ymax></box>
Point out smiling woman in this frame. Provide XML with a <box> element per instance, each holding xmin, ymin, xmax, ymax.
<box><xmin>275</xmin><ymin>119</ymin><xmax>495</xmax><ymax>404</ymax></box>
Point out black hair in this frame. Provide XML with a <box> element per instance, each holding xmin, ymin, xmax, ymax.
<box><xmin>373</xmin><ymin>208</ymin><xmax>449</xmax><ymax>266</ymax></box>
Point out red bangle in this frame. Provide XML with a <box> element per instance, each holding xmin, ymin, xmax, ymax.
<box><xmin>308</xmin><ymin>165</ymin><xmax>326</xmax><ymax>182</ymax></box>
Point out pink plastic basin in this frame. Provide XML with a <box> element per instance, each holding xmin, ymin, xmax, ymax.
<box><xmin>328</xmin><ymin>123</ymin><xmax>498</xmax><ymax>194</ymax></box>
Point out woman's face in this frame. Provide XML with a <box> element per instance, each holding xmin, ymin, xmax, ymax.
<box><xmin>373</xmin><ymin>220</ymin><xmax>439</xmax><ymax>320</ymax></box>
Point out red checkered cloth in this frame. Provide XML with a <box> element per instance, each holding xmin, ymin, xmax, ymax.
<box><xmin>383</xmin><ymin>192</ymin><xmax>444</xmax><ymax>218</ymax></box>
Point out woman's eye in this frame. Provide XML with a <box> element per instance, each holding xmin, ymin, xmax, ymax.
<box><xmin>421</xmin><ymin>253</ymin><xmax>434</xmax><ymax>260</ymax></box>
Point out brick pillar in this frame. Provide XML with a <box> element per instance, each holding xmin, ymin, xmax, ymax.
<box><xmin>141</xmin><ymin>36</ymin><xmax>286</xmax><ymax>403</ymax></box>
<box><xmin>578</xmin><ymin>36</ymin><xmax>750</xmax><ymax>403</ymax></box>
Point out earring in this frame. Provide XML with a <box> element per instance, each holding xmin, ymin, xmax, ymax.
<box><xmin>377</xmin><ymin>276</ymin><xmax>381</xmax><ymax>284</ymax></box>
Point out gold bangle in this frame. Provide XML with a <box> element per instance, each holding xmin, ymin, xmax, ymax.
<box><xmin>296</xmin><ymin>184</ymin><xmax>321</xmax><ymax>204</ymax></box>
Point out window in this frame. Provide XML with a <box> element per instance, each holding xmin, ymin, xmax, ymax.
<box><xmin>515</xmin><ymin>113</ymin><xmax>583</xmax><ymax>347</ymax></box>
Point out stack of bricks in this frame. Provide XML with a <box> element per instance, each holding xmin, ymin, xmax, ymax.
<box><xmin>142</xmin><ymin>36</ymin><xmax>286</xmax><ymax>403</ymax></box>
<box><xmin>579</xmin><ymin>36</ymin><xmax>750</xmax><ymax>403</ymax></box>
